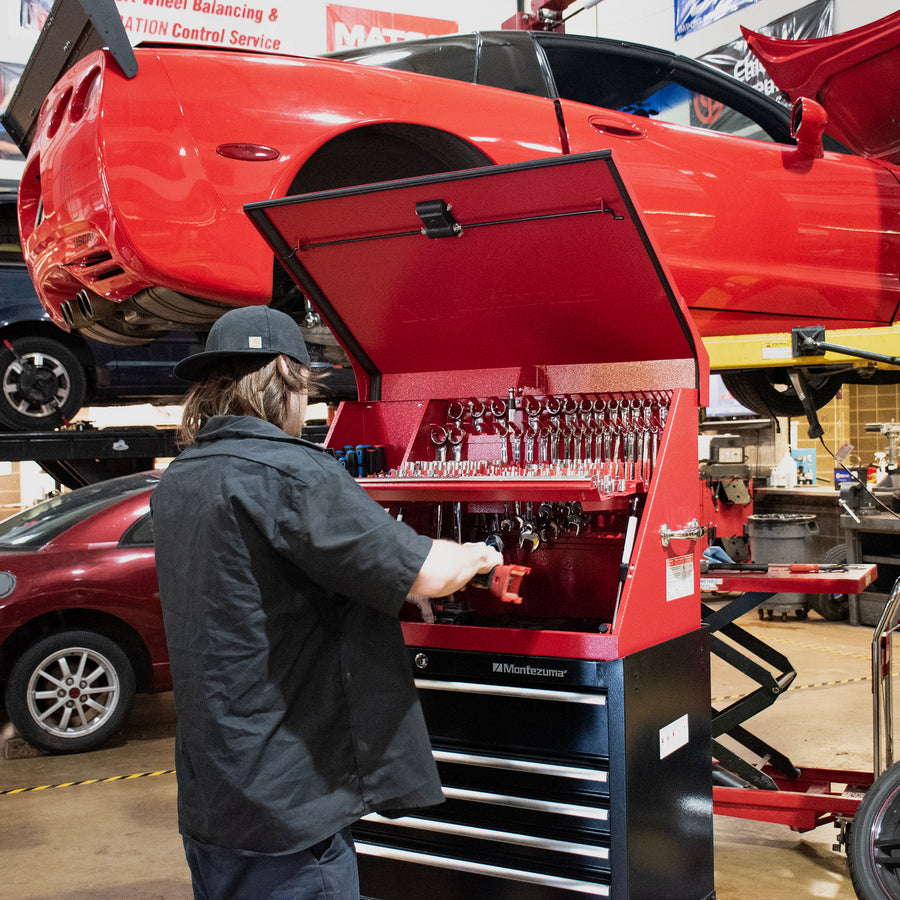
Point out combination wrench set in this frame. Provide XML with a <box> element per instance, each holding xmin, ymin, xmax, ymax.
<box><xmin>345</xmin><ymin>391</ymin><xmax>672</xmax><ymax>563</ymax></box>
<box><xmin>373</xmin><ymin>390</ymin><xmax>671</xmax><ymax>494</ymax></box>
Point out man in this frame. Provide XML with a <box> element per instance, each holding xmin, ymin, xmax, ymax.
<box><xmin>151</xmin><ymin>306</ymin><xmax>501</xmax><ymax>899</ymax></box>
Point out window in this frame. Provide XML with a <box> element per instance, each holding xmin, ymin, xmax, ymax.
<box><xmin>121</xmin><ymin>512</ymin><xmax>154</xmax><ymax>547</ymax></box>
<box><xmin>328</xmin><ymin>36</ymin><xmax>477</xmax><ymax>84</ymax></box>
<box><xmin>536</xmin><ymin>37</ymin><xmax>786</xmax><ymax>143</ymax></box>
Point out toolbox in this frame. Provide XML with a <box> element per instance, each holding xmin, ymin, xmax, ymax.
<box><xmin>247</xmin><ymin>151</ymin><xmax>715</xmax><ymax>899</ymax></box>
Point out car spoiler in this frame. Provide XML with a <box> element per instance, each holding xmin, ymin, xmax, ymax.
<box><xmin>1</xmin><ymin>0</ymin><xmax>136</xmax><ymax>156</ymax></box>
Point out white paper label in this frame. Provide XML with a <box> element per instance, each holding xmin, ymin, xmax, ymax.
<box><xmin>666</xmin><ymin>554</ymin><xmax>694</xmax><ymax>602</ymax></box>
<box><xmin>660</xmin><ymin>714</ymin><xmax>690</xmax><ymax>759</ymax></box>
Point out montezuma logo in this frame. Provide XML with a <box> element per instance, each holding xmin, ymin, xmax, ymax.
<box><xmin>492</xmin><ymin>662</ymin><xmax>568</xmax><ymax>678</ymax></box>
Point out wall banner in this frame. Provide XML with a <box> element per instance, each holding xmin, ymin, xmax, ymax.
<box><xmin>326</xmin><ymin>4</ymin><xmax>457</xmax><ymax>51</ymax></box>
<box><xmin>675</xmin><ymin>0</ymin><xmax>759</xmax><ymax>41</ymax></box>
<box><xmin>693</xmin><ymin>0</ymin><xmax>833</xmax><ymax>130</ymax></box>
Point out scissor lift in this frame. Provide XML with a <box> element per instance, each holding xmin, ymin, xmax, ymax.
<box><xmin>704</xmin><ymin>567</ymin><xmax>900</xmax><ymax>898</ymax></box>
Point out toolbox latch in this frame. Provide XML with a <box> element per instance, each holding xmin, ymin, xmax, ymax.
<box><xmin>416</xmin><ymin>199</ymin><xmax>462</xmax><ymax>239</ymax></box>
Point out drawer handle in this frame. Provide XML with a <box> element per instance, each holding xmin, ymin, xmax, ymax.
<box><xmin>660</xmin><ymin>518</ymin><xmax>706</xmax><ymax>548</ymax></box>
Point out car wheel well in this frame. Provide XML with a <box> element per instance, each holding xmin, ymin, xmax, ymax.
<box><xmin>274</xmin><ymin>122</ymin><xmax>496</xmax><ymax>325</ymax></box>
<box><xmin>286</xmin><ymin>123</ymin><xmax>496</xmax><ymax>196</ymax></box>
<box><xmin>0</xmin><ymin>610</ymin><xmax>154</xmax><ymax>692</ymax></box>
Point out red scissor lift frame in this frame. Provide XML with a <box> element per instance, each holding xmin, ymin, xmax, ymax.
<box><xmin>702</xmin><ymin>567</ymin><xmax>885</xmax><ymax>838</ymax></box>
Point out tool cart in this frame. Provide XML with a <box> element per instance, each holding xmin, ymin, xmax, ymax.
<box><xmin>247</xmin><ymin>150</ymin><xmax>713</xmax><ymax>899</ymax></box>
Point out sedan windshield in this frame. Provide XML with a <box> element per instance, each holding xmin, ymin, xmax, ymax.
<box><xmin>0</xmin><ymin>472</ymin><xmax>158</xmax><ymax>550</ymax></box>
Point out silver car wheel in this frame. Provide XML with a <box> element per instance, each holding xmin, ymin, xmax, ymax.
<box><xmin>25</xmin><ymin>644</ymin><xmax>122</xmax><ymax>740</ymax></box>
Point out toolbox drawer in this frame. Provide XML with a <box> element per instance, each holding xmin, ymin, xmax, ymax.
<box><xmin>355</xmin><ymin>631</ymin><xmax>712</xmax><ymax>899</ymax></box>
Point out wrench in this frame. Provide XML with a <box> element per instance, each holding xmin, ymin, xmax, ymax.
<box><xmin>468</xmin><ymin>399</ymin><xmax>485</xmax><ymax>434</ymax></box>
<box><xmin>430</xmin><ymin>425</ymin><xmax>448</xmax><ymax>463</ymax></box>
<box><xmin>447</xmin><ymin>401</ymin><xmax>465</xmax><ymax>432</ymax></box>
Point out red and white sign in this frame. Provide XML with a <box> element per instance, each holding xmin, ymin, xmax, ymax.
<box><xmin>326</xmin><ymin>4</ymin><xmax>457</xmax><ymax>51</ymax></box>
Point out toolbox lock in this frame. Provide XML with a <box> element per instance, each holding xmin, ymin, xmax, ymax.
<box><xmin>659</xmin><ymin>519</ymin><xmax>706</xmax><ymax>548</ymax></box>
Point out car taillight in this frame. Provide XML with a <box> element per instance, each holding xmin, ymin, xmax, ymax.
<box><xmin>45</xmin><ymin>86</ymin><xmax>72</xmax><ymax>140</ymax></box>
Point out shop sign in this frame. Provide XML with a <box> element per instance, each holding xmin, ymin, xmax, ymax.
<box><xmin>110</xmin><ymin>1</ymin><xmax>309</xmax><ymax>55</ymax></box>
<box><xmin>325</xmin><ymin>4</ymin><xmax>457</xmax><ymax>51</ymax></box>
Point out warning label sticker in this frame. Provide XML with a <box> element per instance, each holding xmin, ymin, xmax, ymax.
<box><xmin>666</xmin><ymin>554</ymin><xmax>694</xmax><ymax>602</ymax></box>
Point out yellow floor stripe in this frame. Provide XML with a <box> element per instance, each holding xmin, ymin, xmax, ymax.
<box><xmin>748</xmin><ymin>634</ymin><xmax>871</xmax><ymax>661</ymax></box>
<box><xmin>714</xmin><ymin>673</ymin><xmax>878</xmax><ymax>703</ymax></box>
<box><xmin>0</xmin><ymin>769</ymin><xmax>175</xmax><ymax>796</ymax></box>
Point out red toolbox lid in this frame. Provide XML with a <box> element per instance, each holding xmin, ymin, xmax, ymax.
<box><xmin>246</xmin><ymin>151</ymin><xmax>707</xmax><ymax>400</ymax></box>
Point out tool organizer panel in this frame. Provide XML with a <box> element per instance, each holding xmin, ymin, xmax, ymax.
<box><xmin>247</xmin><ymin>152</ymin><xmax>715</xmax><ymax>898</ymax></box>
<box><xmin>328</xmin><ymin>383</ymin><xmax>702</xmax><ymax>661</ymax></box>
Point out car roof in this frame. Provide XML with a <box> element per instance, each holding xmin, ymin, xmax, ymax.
<box><xmin>0</xmin><ymin>471</ymin><xmax>159</xmax><ymax>551</ymax></box>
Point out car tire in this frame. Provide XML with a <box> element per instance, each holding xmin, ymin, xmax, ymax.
<box><xmin>811</xmin><ymin>544</ymin><xmax>850</xmax><ymax>621</ymax></box>
<box><xmin>721</xmin><ymin>368</ymin><xmax>843</xmax><ymax>417</ymax></box>
<box><xmin>0</xmin><ymin>336</ymin><xmax>88</xmax><ymax>430</ymax></box>
<box><xmin>848</xmin><ymin>760</ymin><xmax>900</xmax><ymax>899</ymax></box>
<box><xmin>5</xmin><ymin>630</ymin><xmax>136</xmax><ymax>754</ymax></box>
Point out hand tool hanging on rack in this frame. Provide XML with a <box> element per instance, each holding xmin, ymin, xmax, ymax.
<box><xmin>430</xmin><ymin>424</ymin><xmax>448</xmax><ymax>537</ymax></box>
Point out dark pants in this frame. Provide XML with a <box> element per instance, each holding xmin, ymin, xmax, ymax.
<box><xmin>182</xmin><ymin>827</ymin><xmax>359</xmax><ymax>899</ymax></box>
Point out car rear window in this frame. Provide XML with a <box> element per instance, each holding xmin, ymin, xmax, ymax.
<box><xmin>0</xmin><ymin>472</ymin><xmax>158</xmax><ymax>550</ymax></box>
<box><xmin>328</xmin><ymin>36</ymin><xmax>477</xmax><ymax>83</ymax></box>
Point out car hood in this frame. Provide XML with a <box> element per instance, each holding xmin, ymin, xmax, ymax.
<box><xmin>741</xmin><ymin>9</ymin><xmax>900</xmax><ymax>165</ymax></box>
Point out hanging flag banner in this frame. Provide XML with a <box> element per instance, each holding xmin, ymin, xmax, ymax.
<box><xmin>691</xmin><ymin>0</ymin><xmax>833</xmax><ymax>132</ymax></box>
<box><xmin>326</xmin><ymin>5</ymin><xmax>457</xmax><ymax>51</ymax></box>
<box><xmin>676</xmin><ymin>0</ymin><xmax>759</xmax><ymax>40</ymax></box>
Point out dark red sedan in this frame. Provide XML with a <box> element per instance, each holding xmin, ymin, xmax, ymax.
<box><xmin>0</xmin><ymin>471</ymin><xmax>166</xmax><ymax>754</ymax></box>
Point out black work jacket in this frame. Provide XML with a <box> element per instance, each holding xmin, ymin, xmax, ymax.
<box><xmin>151</xmin><ymin>415</ymin><xmax>440</xmax><ymax>854</ymax></box>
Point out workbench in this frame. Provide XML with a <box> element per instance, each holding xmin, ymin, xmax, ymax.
<box><xmin>840</xmin><ymin>512</ymin><xmax>900</xmax><ymax>625</ymax></box>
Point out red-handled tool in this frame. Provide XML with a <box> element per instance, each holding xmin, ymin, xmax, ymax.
<box><xmin>471</xmin><ymin>564</ymin><xmax>530</xmax><ymax>604</ymax></box>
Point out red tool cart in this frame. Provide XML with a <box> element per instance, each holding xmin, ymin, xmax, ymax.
<box><xmin>247</xmin><ymin>150</ymin><xmax>715</xmax><ymax>898</ymax></box>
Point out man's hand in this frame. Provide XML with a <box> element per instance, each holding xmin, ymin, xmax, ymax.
<box><xmin>407</xmin><ymin>540</ymin><xmax>503</xmax><ymax>606</ymax></box>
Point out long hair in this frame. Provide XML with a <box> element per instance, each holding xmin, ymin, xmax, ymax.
<box><xmin>177</xmin><ymin>355</ymin><xmax>313</xmax><ymax>448</ymax></box>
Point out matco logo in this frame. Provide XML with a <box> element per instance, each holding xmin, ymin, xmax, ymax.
<box><xmin>492</xmin><ymin>662</ymin><xmax>568</xmax><ymax>678</ymax></box>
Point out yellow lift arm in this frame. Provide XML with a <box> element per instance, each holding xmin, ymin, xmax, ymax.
<box><xmin>704</xmin><ymin>324</ymin><xmax>900</xmax><ymax>372</ymax></box>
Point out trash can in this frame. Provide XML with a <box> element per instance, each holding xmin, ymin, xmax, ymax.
<box><xmin>748</xmin><ymin>514</ymin><xmax>819</xmax><ymax>619</ymax></box>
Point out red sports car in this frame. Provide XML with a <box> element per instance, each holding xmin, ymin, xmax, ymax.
<box><xmin>6</xmin><ymin>2</ymin><xmax>900</xmax><ymax>413</ymax></box>
<box><xmin>0</xmin><ymin>471</ymin><xmax>167</xmax><ymax>754</ymax></box>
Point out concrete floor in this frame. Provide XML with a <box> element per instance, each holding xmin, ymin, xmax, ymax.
<box><xmin>0</xmin><ymin>606</ymin><xmax>885</xmax><ymax>899</ymax></box>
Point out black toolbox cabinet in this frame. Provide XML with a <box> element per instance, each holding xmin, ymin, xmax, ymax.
<box><xmin>356</xmin><ymin>629</ymin><xmax>712</xmax><ymax>899</ymax></box>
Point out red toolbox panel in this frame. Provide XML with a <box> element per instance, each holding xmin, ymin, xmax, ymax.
<box><xmin>246</xmin><ymin>151</ymin><xmax>710</xmax><ymax>661</ymax></box>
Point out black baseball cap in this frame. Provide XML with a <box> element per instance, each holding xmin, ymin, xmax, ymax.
<box><xmin>174</xmin><ymin>306</ymin><xmax>310</xmax><ymax>382</ymax></box>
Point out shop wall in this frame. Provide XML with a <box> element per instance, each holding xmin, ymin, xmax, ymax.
<box><xmin>792</xmin><ymin>384</ymin><xmax>900</xmax><ymax>487</ymax></box>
